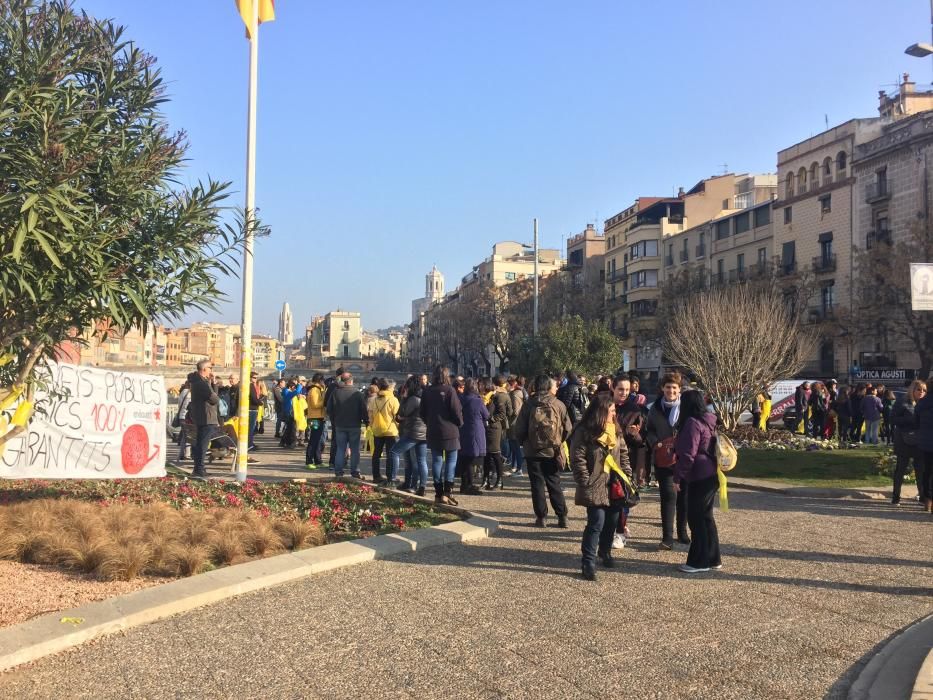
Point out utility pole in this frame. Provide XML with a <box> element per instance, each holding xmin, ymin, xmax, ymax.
<box><xmin>533</xmin><ymin>218</ymin><xmax>539</xmax><ymax>338</ymax></box>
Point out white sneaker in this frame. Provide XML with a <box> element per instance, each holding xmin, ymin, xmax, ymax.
<box><xmin>611</xmin><ymin>533</ymin><xmax>626</xmax><ymax>549</ymax></box>
<box><xmin>678</xmin><ymin>564</ymin><xmax>710</xmax><ymax>574</ymax></box>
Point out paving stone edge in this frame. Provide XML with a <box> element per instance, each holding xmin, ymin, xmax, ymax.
<box><xmin>728</xmin><ymin>477</ymin><xmax>888</xmax><ymax>500</ymax></box>
<box><xmin>0</xmin><ymin>512</ymin><xmax>498</xmax><ymax>674</ymax></box>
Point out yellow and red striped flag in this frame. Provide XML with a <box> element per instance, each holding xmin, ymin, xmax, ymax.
<box><xmin>236</xmin><ymin>0</ymin><xmax>275</xmax><ymax>38</ymax></box>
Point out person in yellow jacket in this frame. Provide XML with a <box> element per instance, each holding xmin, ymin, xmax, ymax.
<box><xmin>759</xmin><ymin>392</ymin><xmax>772</xmax><ymax>431</ymax></box>
<box><xmin>369</xmin><ymin>378</ymin><xmax>400</xmax><ymax>485</ymax></box>
<box><xmin>304</xmin><ymin>373</ymin><xmax>327</xmax><ymax>469</ymax></box>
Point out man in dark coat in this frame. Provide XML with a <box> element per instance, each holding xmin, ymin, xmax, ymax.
<box><xmin>326</xmin><ymin>371</ymin><xmax>368</xmax><ymax>478</ymax></box>
<box><xmin>188</xmin><ymin>359</ymin><xmax>219</xmax><ymax>479</ymax></box>
<box><xmin>514</xmin><ymin>375</ymin><xmax>572</xmax><ymax>527</ymax></box>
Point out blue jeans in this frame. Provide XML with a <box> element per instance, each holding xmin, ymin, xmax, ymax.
<box><xmin>865</xmin><ymin>419</ymin><xmax>881</xmax><ymax>444</ymax></box>
<box><xmin>391</xmin><ymin>438</ymin><xmax>428</xmax><ymax>488</ymax></box>
<box><xmin>306</xmin><ymin>420</ymin><xmax>325</xmax><ymax>465</ymax></box>
<box><xmin>193</xmin><ymin>424</ymin><xmax>218</xmax><ymax>474</ymax></box>
<box><xmin>248</xmin><ymin>409</ymin><xmax>258</xmax><ymax>449</ymax></box>
<box><xmin>582</xmin><ymin>503</ymin><xmax>621</xmax><ymax>569</ymax></box>
<box><xmin>334</xmin><ymin>428</ymin><xmax>361</xmax><ymax>477</ymax></box>
<box><xmin>507</xmin><ymin>438</ymin><xmax>524</xmax><ymax>472</ymax></box>
<box><xmin>431</xmin><ymin>448</ymin><xmax>458</xmax><ymax>485</ymax></box>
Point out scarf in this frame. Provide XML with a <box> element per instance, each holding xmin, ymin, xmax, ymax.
<box><xmin>483</xmin><ymin>391</ymin><xmax>495</xmax><ymax>406</ymax></box>
<box><xmin>596</xmin><ymin>422</ymin><xmax>617</xmax><ymax>450</ymax></box>
<box><xmin>662</xmin><ymin>397</ymin><xmax>680</xmax><ymax>427</ymax></box>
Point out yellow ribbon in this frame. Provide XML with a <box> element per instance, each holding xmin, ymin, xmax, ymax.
<box><xmin>717</xmin><ymin>468</ymin><xmax>729</xmax><ymax>512</ymax></box>
<box><xmin>0</xmin><ymin>384</ymin><xmax>24</xmax><ymax>411</ymax></box>
<box><xmin>10</xmin><ymin>400</ymin><xmax>32</xmax><ymax>427</ymax></box>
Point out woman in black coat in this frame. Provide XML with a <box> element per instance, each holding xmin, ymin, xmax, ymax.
<box><xmin>419</xmin><ymin>365</ymin><xmax>464</xmax><ymax>505</ymax></box>
<box><xmin>914</xmin><ymin>381</ymin><xmax>933</xmax><ymax>514</ymax></box>
<box><xmin>484</xmin><ymin>375</ymin><xmax>512</xmax><ymax>490</ymax></box>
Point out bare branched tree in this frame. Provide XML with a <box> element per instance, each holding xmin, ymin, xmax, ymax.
<box><xmin>661</xmin><ymin>283</ymin><xmax>815</xmax><ymax>429</ymax></box>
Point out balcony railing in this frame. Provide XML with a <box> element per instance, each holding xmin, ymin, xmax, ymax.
<box><xmin>608</xmin><ymin>270</ymin><xmax>626</xmax><ymax>283</ymax></box>
<box><xmin>733</xmin><ymin>192</ymin><xmax>753</xmax><ymax>209</ymax></box>
<box><xmin>812</xmin><ymin>254</ymin><xmax>837</xmax><ymax>273</ymax></box>
<box><xmin>679</xmin><ymin>250</ymin><xmax>689</xmax><ymax>263</ymax></box>
<box><xmin>865</xmin><ymin>181</ymin><xmax>891</xmax><ymax>203</ymax></box>
<box><xmin>695</xmin><ymin>244</ymin><xmax>706</xmax><ymax>258</ymax></box>
<box><xmin>866</xmin><ymin>229</ymin><xmax>891</xmax><ymax>249</ymax></box>
<box><xmin>776</xmin><ymin>260</ymin><xmax>797</xmax><ymax>276</ymax></box>
<box><xmin>807</xmin><ymin>307</ymin><xmax>835</xmax><ymax>323</ymax></box>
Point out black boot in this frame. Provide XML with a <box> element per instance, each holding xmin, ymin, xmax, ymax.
<box><xmin>598</xmin><ymin>551</ymin><xmax>615</xmax><ymax>568</ymax></box>
<box><xmin>581</xmin><ymin>564</ymin><xmax>596</xmax><ymax>581</ymax></box>
<box><xmin>444</xmin><ymin>482</ymin><xmax>458</xmax><ymax>506</ymax></box>
<box><xmin>434</xmin><ymin>482</ymin><xmax>447</xmax><ymax>504</ymax></box>
<box><xmin>556</xmin><ymin>516</ymin><xmax>568</xmax><ymax>529</ymax></box>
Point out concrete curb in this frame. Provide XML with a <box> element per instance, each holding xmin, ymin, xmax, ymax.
<box><xmin>728</xmin><ymin>477</ymin><xmax>889</xmax><ymax>501</ymax></box>
<box><xmin>847</xmin><ymin>613</ymin><xmax>933</xmax><ymax>700</ymax></box>
<box><xmin>0</xmin><ymin>513</ymin><xmax>498</xmax><ymax>674</ymax></box>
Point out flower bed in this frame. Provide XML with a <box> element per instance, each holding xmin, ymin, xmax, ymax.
<box><xmin>725</xmin><ymin>425</ymin><xmax>867</xmax><ymax>452</ymax></box>
<box><xmin>0</xmin><ymin>478</ymin><xmax>458</xmax><ymax>581</ymax></box>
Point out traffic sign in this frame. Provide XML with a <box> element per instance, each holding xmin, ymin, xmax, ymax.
<box><xmin>274</xmin><ymin>359</ymin><xmax>286</xmax><ymax>371</ymax></box>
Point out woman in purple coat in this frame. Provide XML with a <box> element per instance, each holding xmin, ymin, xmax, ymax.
<box><xmin>456</xmin><ymin>378</ymin><xmax>489</xmax><ymax>496</ymax></box>
<box><xmin>673</xmin><ymin>390</ymin><xmax>722</xmax><ymax>574</ymax></box>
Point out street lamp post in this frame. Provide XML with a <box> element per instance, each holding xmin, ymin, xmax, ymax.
<box><xmin>520</xmin><ymin>220</ymin><xmax>540</xmax><ymax>339</ymax></box>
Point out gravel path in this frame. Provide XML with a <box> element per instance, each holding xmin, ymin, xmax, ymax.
<box><xmin>1</xmin><ymin>472</ymin><xmax>930</xmax><ymax>699</ymax></box>
<box><xmin>0</xmin><ymin>561</ymin><xmax>164</xmax><ymax>628</ymax></box>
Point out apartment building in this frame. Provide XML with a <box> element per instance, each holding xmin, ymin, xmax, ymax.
<box><xmin>663</xmin><ymin>199</ymin><xmax>775</xmax><ymax>288</ymax></box>
<box><xmin>604</xmin><ymin>174</ymin><xmax>775</xmax><ymax>376</ymax></box>
<box><xmin>773</xmin><ymin>118</ymin><xmax>885</xmax><ymax>376</ymax></box>
<box><xmin>308</xmin><ymin>311</ymin><xmax>363</xmax><ymax>362</ymax></box>
<box><xmin>851</xmin><ymin>81</ymin><xmax>933</xmax><ymax>372</ymax></box>
<box><xmin>250</xmin><ymin>335</ymin><xmax>281</xmax><ymax>369</ymax></box>
<box><xmin>460</xmin><ymin>241</ymin><xmax>562</xmax><ymax>297</ymax></box>
<box><xmin>565</xmin><ymin>224</ymin><xmax>606</xmax><ymax>288</ymax></box>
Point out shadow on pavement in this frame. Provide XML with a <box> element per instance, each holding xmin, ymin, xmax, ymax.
<box><xmin>723</xmin><ymin>543</ymin><xmax>933</xmax><ymax>570</ymax></box>
<box><xmin>729</xmin><ymin>489</ymin><xmax>931</xmax><ymax>522</ymax></box>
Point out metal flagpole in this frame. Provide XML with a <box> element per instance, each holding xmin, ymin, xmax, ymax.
<box><xmin>533</xmin><ymin>218</ymin><xmax>539</xmax><ymax>338</ymax></box>
<box><xmin>235</xmin><ymin>0</ymin><xmax>260</xmax><ymax>483</ymax></box>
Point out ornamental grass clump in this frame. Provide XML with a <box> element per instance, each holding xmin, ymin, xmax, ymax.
<box><xmin>0</xmin><ymin>478</ymin><xmax>457</xmax><ymax>580</ymax></box>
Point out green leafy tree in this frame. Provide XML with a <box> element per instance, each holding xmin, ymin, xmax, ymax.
<box><xmin>0</xmin><ymin>1</ymin><xmax>252</xmax><ymax>444</ymax></box>
<box><xmin>511</xmin><ymin>317</ymin><xmax>620</xmax><ymax>378</ymax></box>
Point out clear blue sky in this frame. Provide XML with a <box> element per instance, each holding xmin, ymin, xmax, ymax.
<box><xmin>77</xmin><ymin>0</ymin><xmax>928</xmax><ymax>334</ymax></box>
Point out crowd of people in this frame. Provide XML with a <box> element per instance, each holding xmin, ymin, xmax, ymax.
<box><xmin>787</xmin><ymin>379</ymin><xmax>901</xmax><ymax>445</ymax></box>
<box><xmin>174</xmin><ymin>360</ymin><xmax>933</xmax><ymax>580</ymax></box>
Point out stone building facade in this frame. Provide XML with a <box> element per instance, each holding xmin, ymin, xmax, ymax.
<box><xmin>852</xmin><ymin>107</ymin><xmax>933</xmax><ymax>372</ymax></box>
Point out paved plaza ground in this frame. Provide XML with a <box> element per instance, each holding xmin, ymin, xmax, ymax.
<box><xmin>0</xmin><ymin>435</ymin><xmax>930</xmax><ymax>699</ymax></box>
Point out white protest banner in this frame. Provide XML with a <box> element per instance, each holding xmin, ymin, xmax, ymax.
<box><xmin>0</xmin><ymin>362</ymin><xmax>166</xmax><ymax>479</ymax></box>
